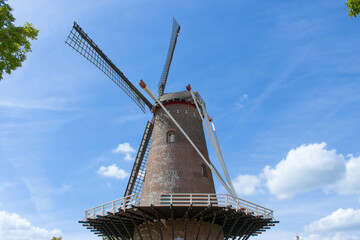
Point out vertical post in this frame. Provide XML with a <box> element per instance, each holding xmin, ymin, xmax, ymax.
<box><xmin>122</xmin><ymin>197</ymin><xmax>126</xmax><ymax>211</ymax></box>
<box><xmin>225</xmin><ymin>195</ymin><xmax>229</xmax><ymax>206</ymax></box>
<box><xmin>102</xmin><ymin>205</ymin><xmax>104</xmax><ymax>215</ymax></box>
<box><xmin>112</xmin><ymin>201</ymin><xmax>115</xmax><ymax>213</ymax></box>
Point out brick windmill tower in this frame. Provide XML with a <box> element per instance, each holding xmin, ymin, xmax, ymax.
<box><xmin>66</xmin><ymin>18</ymin><xmax>278</xmax><ymax>239</ymax></box>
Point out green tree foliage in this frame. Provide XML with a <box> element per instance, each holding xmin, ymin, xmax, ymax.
<box><xmin>346</xmin><ymin>0</ymin><xmax>360</xmax><ymax>18</ymax></box>
<box><xmin>0</xmin><ymin>0</ymin><xmax>39</xmax><ymax>80</ymax></box>
<box><xmin>51</xmin><ymin>237</ymin><xmax>62</xmax><ymax>240</ymax></box>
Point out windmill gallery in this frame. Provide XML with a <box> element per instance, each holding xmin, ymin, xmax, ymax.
<box><xmin>65</xmin><ymin>18</ymin><xmax>278</xmax><ymax>240</ymax></box>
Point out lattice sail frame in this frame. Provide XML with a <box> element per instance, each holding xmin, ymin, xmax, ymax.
<box><xmin>124</xmin><ymin>120</ymin><xmax>153</xmax><ymax>196</ymax></box>
<box><xmin>158</xmin><ymin>18</ymin><xmax>181</xmax><ymax>96</ymax></box>
<box><xmin>65</xmin><ymin>22</ymin><xmax>152</xmax><ymax>112</ymax></box>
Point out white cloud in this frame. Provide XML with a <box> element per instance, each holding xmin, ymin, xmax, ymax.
<box><xmin>124</xmin><ymin>153</ymin><xmax>133</xmax><ymax>161</ymax></box>
<box><xmin>232</xmin><ymin>174</ymin><xmax>262</xmax><ymax>195</ymax></box>
<box><xmin>97</xmin><ymin>164</ymin><xmax>129</xmax><ymax>180</ymax></box>
<box><xmin>263</xmin><ymin>142</ymin><xmax>345</xmax><ymax>199</ymax></box>
<box><xmin>113</xmin><ymin>142</ymin><xmax>136</xmax><ymax>153</ymax></box>
<box><xmin>0</xmin><ymin>210</ymin><xmax>61</xmax><ymax>240</ymax></box>
<box><xmin>236</xmin><ymin>94</ymin><xmax>249</xmax><ymax>108</ymax></box>
<box><xmin>305</xmin><ymin>208</ymin><xmax>360</xmax><ymax>232</ymax></box>
<box><xmin>335</xmin><ymin>155</ymin><xmax>360</xmax><ymax>194</ymax></box>
<box><xmin>113</xmin><ymin>143</ymin><xmax>136</xmax><ymax>161</ymax></box>
<box><xmin>303</xmin><ymin>232</ymin><xmax>359</xmax><ymax>240</ymax></box>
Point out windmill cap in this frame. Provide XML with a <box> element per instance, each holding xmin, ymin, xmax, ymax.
<box><xmin>152</xmin><ymin>91</ymin><xmax>201</xmax><ymax>112</ymax></box>
<box><xmin>159</xmin><ymin>91</ymin><xmax>199</xmax><ymax>103</ymax></box>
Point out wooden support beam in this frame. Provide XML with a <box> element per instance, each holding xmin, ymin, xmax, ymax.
<box><xmin>132</xmin><ymin>206</ymin><xmax>156</xmax><ymax>221</ymax></box>
<box><xmin>154</xmin><ymin>208</ymin><xmax>164</xmax><ymax>240</ymax></box>
<box><xmin>129</xmin><ymin>213</ymin><xmax>143</xmax><ymax>240</ymax></box>
<box><xmin>216</xmin><ymin>215</ymin><xmax>228</xmax><ymax>240</ymax></box>
<box><xmin>215</xmin><ymin>209</ymin><xmax>239</xmax><ymax>222</ymax></box>
<box><xmin>182</xmin><ymin>204</ymin><xmax>192</xmax><ymax>220</ymax></box>
<box><xmin>239</xmin><ymin>221</ymin><xmax>255</xmax><ymax>240</ymax></box>
<box><xmin>206</xmin><ymin>212</ymin><xmax>217</xmax><ymax>240</ymax></box>
<box><xmin>191</xmin><ymin>206</ymin><xmax>211</xmax><ymax>220</ymax></box>
<box><xmin>99</xmin><ymin>224</ymin><xmax>114</xmax><ymax>240</ymax></box>
<box><xmin>151</xmin><ymin>205</ymin><xmax>166</xmax><ymax>220</ymax></box>
<box><xmin>232</xmin><ymin>218</ymin><xmax>248</xmax><ymax>240</ymax></box>
<box><xmin>195</xmin><ymin>213</ymin><xmax>204</xmax><ymax>240</ymax></box>
<box><xmin>226</xmin><ymin>214</ymin><xmax>241</xmax><ymax>239</ymax></box>
<box><xmin>171</xmin><ymin>205</ymin><xmax>175</xmax><ymax>240</ymax></box>
<box><xmin>184</xmin><ymin>215</ymin><xmax>189</xmax><ymax>240</ymax></box>
<box><xmin>118</xmin><ymin>216</ymin><xmax>133</xmax><ymax>238</ymax></box>
<box><xmin>110</xmin><ymin>219</ymin><xmax>126</xmax><ymax>239</ymax></box>
<box><xmin>141</xmin><ymin>211</ymin><xmax>153</xmax><ymax>240</ymax></box>
<box><xmin>120</xmin><ymin>209</ymin><xmax>144</xmax><ymax>222</ymax></box>
<box><xmin>243</xmin><ymin>223</ymin><xmax>259</xmax><ymax>240</ymax></box>
<box><xmin>104</xmin><ymin>223</ymin><xmax>118</xmax><ymax>240</ymax></box>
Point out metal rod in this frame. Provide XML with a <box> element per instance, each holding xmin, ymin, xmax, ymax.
<box><xmin>190</xmin><ymin>90</ymin><xmax>237</xmax><ymax>197</ymax></box>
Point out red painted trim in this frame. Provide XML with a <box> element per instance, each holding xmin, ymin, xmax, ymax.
<box><xmin>139</xmin><ymin>79</ymin><xmax>146</xmax><ymax>89</ymax></box>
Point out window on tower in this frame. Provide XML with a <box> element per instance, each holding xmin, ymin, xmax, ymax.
<box><xmin>201</xmin><ymin>164</ymin><xmax>208</xmax><ymax>178</ymax></box>
<box><xmin>167</xmin><ymin>131</ymin><xmax>175</xmax><ymax>143</ymax></box>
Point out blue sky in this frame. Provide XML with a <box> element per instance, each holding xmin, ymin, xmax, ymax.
<box><xmin>1</xmin><ymin>0</ymin><xmax>360</xmax><ymax>239</ymax></box>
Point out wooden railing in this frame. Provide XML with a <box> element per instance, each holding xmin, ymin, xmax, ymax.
<box><xmin>84</xmin><ymin>193</ymin><xmax>273</xmax><ymax>219</ymax></box>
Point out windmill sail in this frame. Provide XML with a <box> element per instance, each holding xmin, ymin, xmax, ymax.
<box><xmin>124</xmin><ymin>120</ymin><xmax>153</xmax><ymax>196</ymax></box>
<box><xmin>65</xmin><ymin>22</ymin><xmax>152</xmax><ymax>112</ymax></box>
<box><xmin>157</xmin><ymin>18</ymin><xmax>181</xmax><ymax>96</ymax></box>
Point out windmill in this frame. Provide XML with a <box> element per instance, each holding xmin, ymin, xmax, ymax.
<box><xmin>66</xmin><ymin>18</ymin><xmax>278</xmax><ymax>240</ymax></box>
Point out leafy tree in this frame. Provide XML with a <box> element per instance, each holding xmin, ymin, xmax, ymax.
<box><xmin>346</xmin><ymin>0</ymin><xmax>360</xmax><ymax>18</ymax></box>
<box><xmin>0</xmin><ymin>0</ymin><xmax>39</xmax><ymax>80</ymax></box>
<box><xmin>51</xmin><ymin>237</ymin><xmax>62</xmax><ymax>240</ymax></box>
